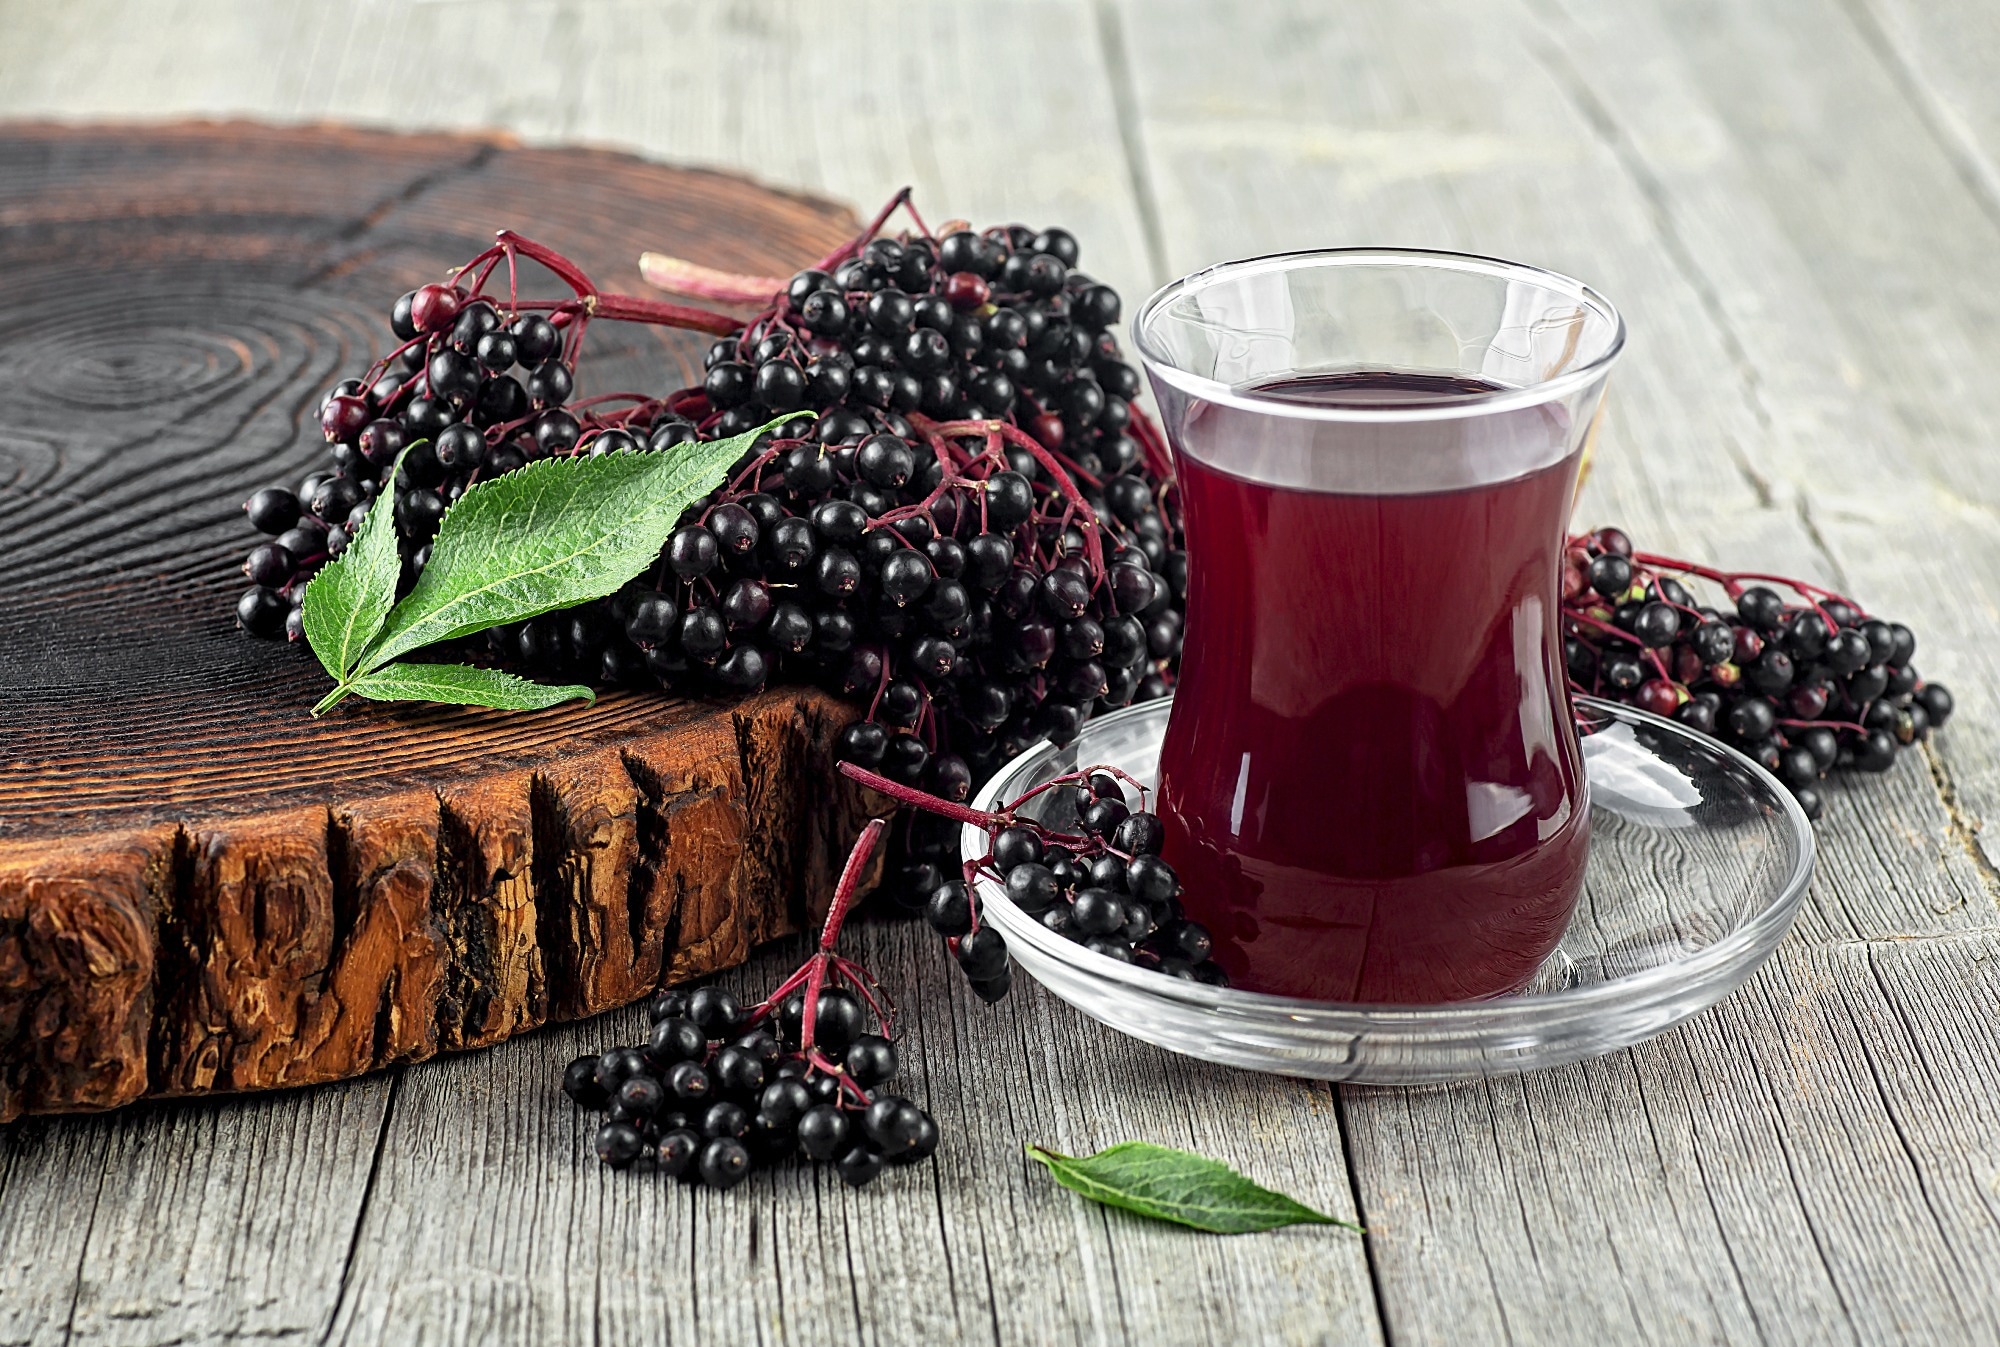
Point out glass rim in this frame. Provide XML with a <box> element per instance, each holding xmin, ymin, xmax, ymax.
<box><xmin>1131</xmin><ymin>246</ymin><xmax>1627</xmax><ymax>424</ymax></box>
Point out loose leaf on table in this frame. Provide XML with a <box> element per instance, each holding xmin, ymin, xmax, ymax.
<box><xmin>337</xmin><ymin>661</ymin><xmax>593</xmax><ymax>711</ymax></box>
<box><xmin>1025</xmin><ymin>1142</ymin><xmax>1357</xmax><ymax>1234</ymax></box>
<box><xmin>301</xmin><ymin>441</ymin><xmax>417</xmax><ymax>682</ymax></box>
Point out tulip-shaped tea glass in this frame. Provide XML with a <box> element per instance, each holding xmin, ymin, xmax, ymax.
<box><xmin>1134</xmin><ymin>249</ymin><xmax>1625</xmax><ymax>1003</ymax></box>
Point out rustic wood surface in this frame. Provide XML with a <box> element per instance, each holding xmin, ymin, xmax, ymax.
<box><xmin>0</xmin><ymin>123</ymin><xmax>879</xmax><ymax>1120</ymax></box>
<box><xmin>2</xmin><ymin>0</ymin><xmax>1999</xmax><ymax>1344</ymax></box>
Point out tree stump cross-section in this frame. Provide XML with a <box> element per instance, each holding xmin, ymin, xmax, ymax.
<box><xmin>0</xmin><ymin>122</ymin><xmax>874</xmax><ymax>1120</ymax></box>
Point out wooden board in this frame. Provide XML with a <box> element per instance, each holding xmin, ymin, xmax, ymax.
<box><xmin>0</xmin><ymin>122</ymin><xmax>875</xmax><ymax>1121</ymax></box>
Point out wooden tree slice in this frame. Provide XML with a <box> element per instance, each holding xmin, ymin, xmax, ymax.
<box><xmin>0</xmin><ymin>122</ymin><xmax>872</xmax><ymax>1120</ymax></box>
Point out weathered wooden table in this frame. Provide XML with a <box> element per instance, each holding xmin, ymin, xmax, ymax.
<box><xmin>3</xmin><ymin>1</ymin><xmax>1998</xmax><ymax>1343</ymax></box>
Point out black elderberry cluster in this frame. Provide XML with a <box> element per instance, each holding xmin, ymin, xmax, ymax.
<box><xmin>668</xmin><ymin>225</ymin><xmax>1183</xmax><ymax>790</ymax></box>
<box><xmin>1564</xmin><ymin>527</ymin><xmax>1953</xmax><ymax>820</ymax></box>
<box><xmin>923</xmin><ymin>771</ymin><xmax>1225</xmax><ymax>999</ymax></box>
<box><xmin>563</xmin><ymin>984</ymin><xmax>936</xmax><ymax>1189</ymax></box>
<box><xmin>236</xmin><ymin>285</ymin><xmax>578</xmax><ymax>640</ymax></box>
<box><xmin>236</xmin><ymin>220</ymin><xmax>1187</xmax><ymax>906</ymax></box>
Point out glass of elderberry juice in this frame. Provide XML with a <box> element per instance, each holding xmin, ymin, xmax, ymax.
<box><xmin>1133</xmin><ymin>249</ymin><xmax>1624</xmax><ymax>1004</ymax></box>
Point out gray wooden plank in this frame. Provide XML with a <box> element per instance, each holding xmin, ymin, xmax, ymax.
<box><xmin>1344</xmin><ymin>932</ymin><xmax>2000</xmax><ymax>1347</ymax></box>
<box><xmin>1839</xmin><ymin>0</ymin><xmax>2000</xmax><ymax>231</ymax></box>
<box><xmin>0</xmin><ymin>1081</ymin><xmax>392</xmax><ymax>1347</ymax></box>
<box><xmin>0</xmin><ymin>1117</ymin><xmax>109</xmax><ymax>1347</ymax></box>
<box><xmin>324</xmin><ymin>917</ymin><xmax>1379</xmax><ymax>1347</ymax></box>
<box><xmin>559</xmin><ymin>0</ymin><xmax>1164</xmax><ymax>315</ymax></box>
<box><xmin>1113</xmin><ymin>0</ymin><xmax>2000</xmax><ymax>1342</ymax></box>
<box><xmin>0</xmin><ymin>0</ymin><xmax>576</xmax><ymax>135</ymax></box>
<box><xmin>1521</xmin><ymin>0</ymin><xmax>2000</xmax><ymax>864</ymax></box>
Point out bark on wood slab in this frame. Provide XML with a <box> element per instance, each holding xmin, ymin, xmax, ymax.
<box><xmin>0</xmin><ymin>122</ymin><xmax>870</xmax><ymax>1120</ymax></box>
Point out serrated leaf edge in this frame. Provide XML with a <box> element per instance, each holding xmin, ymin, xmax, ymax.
<box><xmin>354</xmin><ymin>414</ymin><xmax>799</xmax><ymax>675</ymax></box>
<box><xmin>342</xmin><ymin>660</ymin><xmax>594</xmax><ymax>710</ymax></box>
<box><xmin>355</xmin><ymin>453</ymin><xmax>658</xmax><ymax>673</ymax></box>
<box><xmin>301</xmin><ymin>440</ymin><xmax>420</xmax><ymax>684</ymax></box>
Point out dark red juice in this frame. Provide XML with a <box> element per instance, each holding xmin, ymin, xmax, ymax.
<box><xmin>1157</xmin><ymin>371</ymin><xmax>1589</xmax><ymax>1003</ymax></box>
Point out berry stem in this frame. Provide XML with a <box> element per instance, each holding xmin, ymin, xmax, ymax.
<box><xmin>914</xmin><ymin>415</ymin><xmax>1107</xmax><ymax>577</ymax></box>
<box><xmin>793</xmin><ymin>816</ymin><xmax>887</xmax><ymax>1057</ymax></box>
<box><xmin>837</xmin><ymin>760</ymin><xmax>1007</xmax><ymax>828</ymax></box>
<box><xmin>493</xmin><ymin>230</ymin><xmax>595</xmax><ymax>298</ymax></box>
<box><xmin>1614</xmin><ymin>546</ymin><xmax>1866</xmax><ymax>617</ymax></box>
<box><xmin>1779</xmin><ymin>717</ymin><xmax>1869</xmax><ymax>735</ymax></box>
<box><xmin>480</xmin><ymin>230</ymin><xmax>746</xmax><ymax>335</ymax></box>
<box><xmin>1129</xmin><ymin>405</ymin><xmax>1176</xmax><ymax>482</ymax></box>
<box><xmin>591</xmin><ymin>292</ymin><xmax>745</xmax><ymax>336</ymax></box>
<box><xmin>1563</xmin><ymin>610</ymin><xmax>1673</xmax><ymax>681</ymax></box>
<box><xmin>828</xmin><ymin>954</ymin><xmax>894</xmax><ymax>1033</ymax></box>
<box><xmin>819</xmin><ymin>816</ymin><xmax>886</xmax><ymax>954</ymax></box>
<box><xmin>812</xmin><ymin>186</ymin><xmax>916</xmax><ymax>273</ymax></box>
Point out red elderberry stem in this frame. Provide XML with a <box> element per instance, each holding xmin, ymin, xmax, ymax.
<box><xmin>899</xmin><ymin>194</ymin><xmax>939</xmax><ymax>242</ymax></box>
<box><xmin>828</xmin><ymin>956</ymin><xmax>896</xmax><ymax>1035</ymax></box>
<box><xmin>1129</xmin><ymin>405</ymin><xmax>1176</xmax><ymax>482</ymax></box>
<box><xmin>486</xmin><ymin>230</ymin><xmax>745</xmax><ymax>336</ymax></box>
<box><xmin>795</xmin><ymin>817</ymin><xmax>886</xmax><ymax>1054</ymax></box>
<box><xmin>1780</xmin><ymin>717</ymin><xmax>1869</xmax><ymax>735</ymax></box>
<box><xmin>915</xmin><ymin>415</ymin><xmax>1108</xmax><ymax>575</ymax></box>
<box><xmin>724</xmin><ymin>440</ymin><xmax>794</xmax><ymax>497</ymax></box>
<box><xmin>837</xmin><ymin>761</ymin><xmax>1006</xmax><ymax>828</ymax></box>
<box><xmin>1618</xmin><ymin>547</ymin><xmax>1867</xmax><ymax>618</ymax></box>
<box><xmin>494</xmin><ymin>230</ymin><xmax>596</xmax><ymax>297</ymax></box>
<box><xmin>665</xmin><ymin>388</ymin><xmax>709</xmax><ymax>419</ymax></box>
<box><xmin>805</xmin><ymin>1049</ymin><xmax>874</xmax><ymax>1106</ymax></box>
<box><xmin>1626</xmin><ymin>563</ymin><xmax>1709</xmax><ymax>625</ymax></box>
<box><xmin>591</xmin><ymin>292</ymin><xmax>745</xmax><ymax>336</ymax></box>
<box><xmin>904</xmin><ymin>421</ymin><xmax>972</xmax><ymax>479</ymax></box>
<box><xmin>748</xmin><ymin>963</ymin><xmax>815</xmax><ymax>1026</ymax></box>
<box><xmin>813</xmin><ymin>187</ymin><xmax>916</xmax><ymax>272</ymax></box>
<box><xmin>869</xmin><ymin>476</ymin><xmax>966</xmax><ymax>530</ymax></box>
<box><xmin>460</xmin><ymin>251</ymin><xmax>505</xmax><ymax>300</ymax></box>
<box><xmin>865</xmin><ymin>646</ymin><xmax>894</xmax><ymax>720</ymax></box>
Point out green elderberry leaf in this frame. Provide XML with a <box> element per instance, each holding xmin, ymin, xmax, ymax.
<box><xmin>336</xmin><ymin>660</ymin><xmax>593</xmax><ymax>712</ymax></box>
<box><xmin>355</xmin><ymin>414</ymin><xmax>794</xmax><ymax>676</ymax></box>
<box><xmin>301</xmin><ymin>441</ymin><xmax>416</xmax><ymax>681</ymax></box>
<box><xmin>1026</xmin><ymin>1142</ymin><xmax>1357</xmax><ymax>1235</ymax></box>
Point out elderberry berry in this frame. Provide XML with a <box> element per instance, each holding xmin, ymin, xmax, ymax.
<box><xmin>698</xmin><ymin>1137</ymin><xmax>752</xmax><ymax>1189</ymax></box>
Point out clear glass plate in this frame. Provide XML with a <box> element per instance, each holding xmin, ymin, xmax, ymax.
<box><xmin>962</xmin><ymin>696</ymin><xmax>1815</xmax><ymax>1084</ymax></box>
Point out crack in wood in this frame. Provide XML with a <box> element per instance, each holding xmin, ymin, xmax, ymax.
<box><xmin>1920</xmin><ymin>742</ymin><xmax>2000</xmax><ymax>902</ymax></box>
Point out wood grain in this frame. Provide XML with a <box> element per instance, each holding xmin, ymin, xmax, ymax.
<box><xmin>4</xmin><ymin>1</ymin><xmax>2000</xmax><ymax>1345</ymax></box>
<box><xmin>317</xmin><ymin>919</ymin><xmax>1379</xmax><ymax>1347</ymax></box>
<box><xmin>0</xmin><ymin>122</ymin><xmax>878</xmax><ymax>1120</ymax></box>
<box><xmin>1112</xmin><ymin>0</ymin><xmax>2000</xmax><ymax>1342</ymax></box>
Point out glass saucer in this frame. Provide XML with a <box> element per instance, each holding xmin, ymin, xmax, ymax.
<box><xmin>962</xmin><ymin>696</ymin><xmax>1815</xmax><ymax>1084</ymax></box>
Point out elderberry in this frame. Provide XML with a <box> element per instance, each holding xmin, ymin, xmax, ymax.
<box><xmin>561</xmin><ymin>810</ymin><xmax>934</xmax><ymax>1196</ymax></box>
<box><xmin>1562</xmin><ymin>527</ymin><xmax>1950</xmax><ymax>819</ymax></box>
